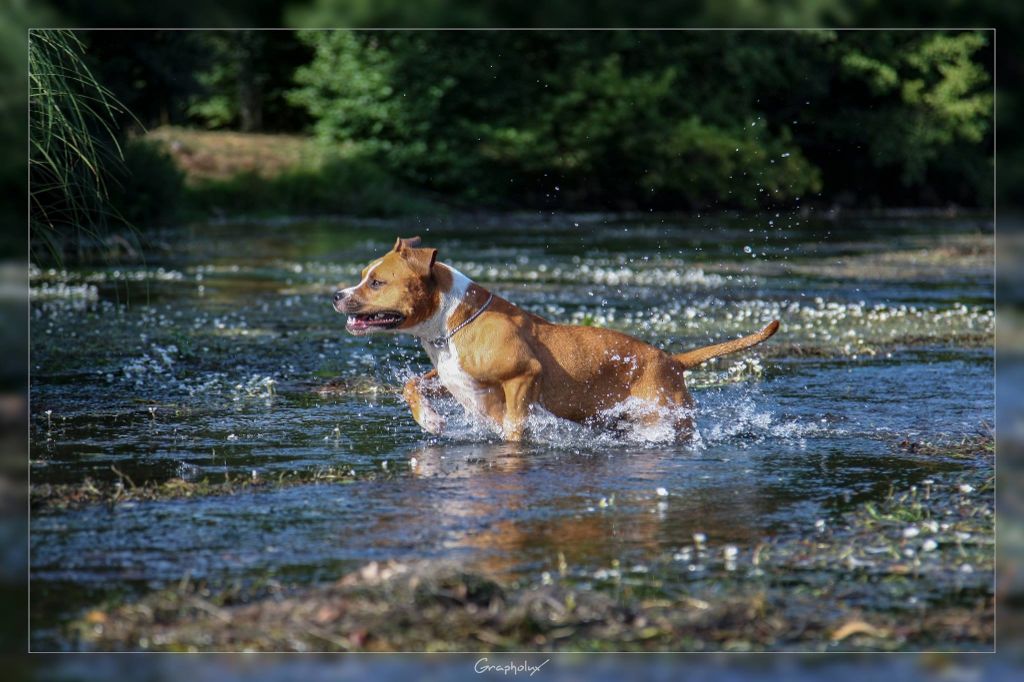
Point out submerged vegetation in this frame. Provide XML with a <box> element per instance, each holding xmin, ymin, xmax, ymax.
<box><xmin>31</xmin><ymin>427</ymin><xmax>992</xmax><ymax>513</ymax></box>
<box><xmin>30</xmin><ymin>466</ymin><xmax>355</xmax><ymax>511</ymax></box>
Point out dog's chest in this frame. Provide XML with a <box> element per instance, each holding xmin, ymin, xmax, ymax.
<box><xmin>425</xmin><ymin>342</ymin><xmax>488</xmax><ymax>413</ymax></box>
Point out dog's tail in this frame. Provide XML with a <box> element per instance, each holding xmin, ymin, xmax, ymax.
<box><xmin>672</xmin><ymin>320</ymin><xmax>779</xmax><ymax>369</ymax></box>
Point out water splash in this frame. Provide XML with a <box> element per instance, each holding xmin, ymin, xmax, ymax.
<box><xmin>413</xmin><ymin>381</ymin><xmax>823</xmax><ymax>450</ymax></box>
<box><xmin>695</xmin><ymin>390</ymin><xmax>825</xmax><ymax>447</ymax></box>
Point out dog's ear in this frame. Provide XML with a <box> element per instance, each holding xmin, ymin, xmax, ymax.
<box><xmin>405</xmin><ymin>247</ymin><xmax>438</xmax><ymax>277</ymax></box>
<box><xmin>393</xmin><ymin>236</ymin><xmax>422</xmax><ymax>252</ymax></box>
<box><xmin>394</xmin><ymin>236</ymin><xmax>435</xmax><ymax>276</ymax></box>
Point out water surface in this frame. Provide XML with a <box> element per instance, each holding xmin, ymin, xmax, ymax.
<box><xmin>29</xmin><ymin>213</ymin><xmax>994</xmax><ymax>649</ymax></box>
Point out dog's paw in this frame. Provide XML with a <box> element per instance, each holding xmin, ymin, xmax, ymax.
<box><xmin>413</xmin><ymin>405</ymin><xmax>446</xmax><ymax>435</ymax></box>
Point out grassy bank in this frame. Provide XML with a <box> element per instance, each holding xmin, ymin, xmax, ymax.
<box><xmin>124</xmin><ymin>127</ymin><xmax>442</xmax><ymax>224</ymax></box>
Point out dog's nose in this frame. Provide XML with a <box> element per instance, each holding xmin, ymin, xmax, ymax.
<box><xmin>333</xmin><ymin>290</ymin><xmax>346</xmax><ymax>303</ymax></box>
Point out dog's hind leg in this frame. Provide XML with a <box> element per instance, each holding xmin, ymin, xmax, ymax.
<box><xmin>627</xmin><ymin>395</ymin><xmax>694</xmax><ymax>441</ymax></box>
<box><xmin>628</xmin><ymin>368</ymin><xmax>695</xmax><ymax>441</ymax></box>
<box><xmin>403</xmin><ymin>369</ymin><xmax>448</xmax><ymax>434</ymax></box>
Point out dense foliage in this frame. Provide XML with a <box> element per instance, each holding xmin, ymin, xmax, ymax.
<box><xmin>82</xmin><ymin>31</ymin><xmax>312</xmax><ymax>134</ymax></box>
<box><xmin>27</xmin><ymin>27</ymin><xmax>994</xmax><ymax>258</ymax></box>
<box><xmin>290</xmin><ymin>31</ymin><xmax>991</xmax><ymax>210</ymax></box>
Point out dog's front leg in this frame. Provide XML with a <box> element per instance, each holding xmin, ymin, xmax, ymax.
<box><xmin>403</xmin><ymin>369</ymin><xmax>448</xmax><ymax>435</ymax></box>
<box><xmin>499</xmin><ymin>365</ymin><xmax>541</xmax><ymax>442</ymax></box>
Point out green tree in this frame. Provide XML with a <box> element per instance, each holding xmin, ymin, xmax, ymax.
<box><xmin>289</xmin><ymin>31</ymin><xmax>828</xmax><ymax>209</ymax></box>
<box><xmin>188</xmin><ymin>31</ymin><xmax>312</xmax><ymax>132</ymax></box>
<box><xmin>822</xmin><ymin>31</ymin><xmax>992</xmax><ymax>205</ymax></box>
<box><xmin>290</xmin><ymin>30</ymin><xmax>991</xmax><ymax>210</ymax></box>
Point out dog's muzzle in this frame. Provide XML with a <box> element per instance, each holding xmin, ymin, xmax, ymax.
<box><xmin>333</xmin><ymin>290</ymin><xmax>352</xmax><ymax>313</ymax></box>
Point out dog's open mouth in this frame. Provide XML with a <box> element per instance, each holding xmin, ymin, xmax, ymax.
<box><xmin>346</xmin><ymin>311</ymin><xmax>405</xmax><ymax>333</ymax></box>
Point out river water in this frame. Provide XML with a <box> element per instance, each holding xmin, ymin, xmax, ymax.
<box><xmin>29</xmin><ymin>213</ymin><xmax>994</xmax><ymax>649</ymax></box>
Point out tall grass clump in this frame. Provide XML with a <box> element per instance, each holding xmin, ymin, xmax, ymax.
<box><xmin>29</xmin><ymin>30</ymin><xmax>131</xmax><ymax>263</ymax></box>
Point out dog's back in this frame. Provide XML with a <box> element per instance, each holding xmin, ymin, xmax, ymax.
<box><xmin>530</xmin><ymin>322</ymin><xmax>689</xmax><ymax>421</ymax></box>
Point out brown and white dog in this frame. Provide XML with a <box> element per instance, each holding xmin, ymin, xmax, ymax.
<box><xmin>333</xmin><ymin>237</ymin><xmax>779</xmax><ymax>442</ymax></box>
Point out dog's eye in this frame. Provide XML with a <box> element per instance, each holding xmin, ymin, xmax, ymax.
<box><xmin>369</xmin><ymin>279</ymin><xmax>385</xmax><ymax>289</ymax></box>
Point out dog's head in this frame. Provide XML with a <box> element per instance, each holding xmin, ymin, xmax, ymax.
<box><xmin>333</xmin><ymin>237</ymin><xmax>442</xmax><ymax>335</ymax></box>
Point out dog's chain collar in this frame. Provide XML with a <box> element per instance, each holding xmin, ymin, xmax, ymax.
<box><xmin>430</xmin><ymin>293</ymin><xmax>494</xmax><ymax>349</ymax></box>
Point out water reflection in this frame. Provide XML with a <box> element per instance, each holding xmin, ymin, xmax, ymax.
<box><xmin>402</xmin><ymin>441</ymin><xmax>785</xmax><ymax>577</ymax></box>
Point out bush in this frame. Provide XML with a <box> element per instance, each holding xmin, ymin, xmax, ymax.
<box><xmin>109</xmin><ymin>138</ymin><xmax>185</xmax><ymax>227</ymax></box>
